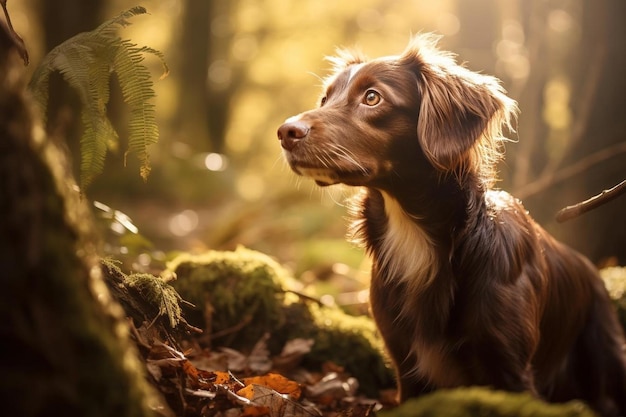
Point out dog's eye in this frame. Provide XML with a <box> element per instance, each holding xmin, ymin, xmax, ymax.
<box><xmin>363</xmin><ymin>90</ymin><xmax>381</xmax><ymax>106</ymax></box>
<box><xmin>320</xmin><ymin>96</ymin><xmax>327</xmax><ymax>107</ymax></box>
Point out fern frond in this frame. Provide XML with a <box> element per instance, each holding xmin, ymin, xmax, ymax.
<box><xmin>114</xmin><ymin>39</ymin><xmax>160</xmax><ymax>181</ymax></box>
<box><xmin>91</xmin><ymin>6</ymin><xmax>148</xmax><ymax>38</ymax></box>
<box><xmin>27</xmin><ymin>6</ymin><xmax>164</xmax><ymax>190</ymax></box>
<box><xmin>134</xmin><ymin>45</ymin><xmax>170</xmax><ymax>80</ymax></box>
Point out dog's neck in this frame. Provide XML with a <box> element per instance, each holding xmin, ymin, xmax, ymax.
<box><xmin>351</xmin><ymin>175</ymin><xmax>480</xmax><ymax>292</ymax></box>
<box><xmin>377</xmin><ymin>191</ymin><xmax>438</xmax><ymax>294</ymax></box>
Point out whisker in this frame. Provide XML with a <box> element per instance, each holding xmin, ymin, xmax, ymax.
<box><xmin>328</xmin><ymin>143</ymin><xmax>368</xmax><ymax>173</ymax></box>
<box><xmin>271</xmin><ymin>154</ymin><xmax>286</xmax><ymax>170</ymax></box>
<box><xmin>307</xmin><ymin>71</ymin><xmax>326</xmax><ymax>87</ymax></box>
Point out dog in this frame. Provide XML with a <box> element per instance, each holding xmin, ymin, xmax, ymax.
<box><xmin>277</xmin><ymin>34</ymin><xmax>626</xmax><ymax>415</ymax></box>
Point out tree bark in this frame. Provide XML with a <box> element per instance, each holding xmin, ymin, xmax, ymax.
<box><xmin>0</xmin><ymin>22</ymin><xmax>162</xmax><ymax>417</ymax></box>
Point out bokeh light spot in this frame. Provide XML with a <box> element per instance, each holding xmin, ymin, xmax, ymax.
<box><xmin>169</xmin><ymin>210</ymin><xmax>200</xmax><ymax>237</ymax></box>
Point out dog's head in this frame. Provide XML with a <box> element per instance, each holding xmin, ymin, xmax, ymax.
<box><xmin>277</xmin><ymin>34</ymin><xmax>517</xmax><ymax>188</ymax></box>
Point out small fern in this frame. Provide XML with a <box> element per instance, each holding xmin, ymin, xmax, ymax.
<box><xmin>28</xmin><ymin>6</ymin><xmax>168</xmax><ymax>189</ymax></box>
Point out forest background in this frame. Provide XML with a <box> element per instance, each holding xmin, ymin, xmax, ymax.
<box><xmin>9</xmin><ymin>0</ymin><xmax>626</xmax><ymax>293</ymax></box>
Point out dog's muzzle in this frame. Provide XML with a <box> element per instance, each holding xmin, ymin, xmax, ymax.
<box><xmin>277</xmin><ymin>118</ymin><xmax>309</xmax><ymax>151</ymax></box>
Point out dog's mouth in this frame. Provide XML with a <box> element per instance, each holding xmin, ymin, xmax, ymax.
<box><xmin>286</xmin><ymin>158</ymin><xmax>374</xmax><ymax>187</ymax></box>
<box><xmin>294</xmin><ymin>167</ymin><xmax>340</xmax><ymax>186</ymax></box>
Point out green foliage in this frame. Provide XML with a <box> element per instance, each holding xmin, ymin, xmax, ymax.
<box><xmin>167</xmin><ymin>246</ymin><xmax>394</xmax><ymax>396</ymax></box>
<box><xmin>28</xmin><ymin>6</ymin><xmax>168</xmax><ymax>189</ymax></box>
<box><xmin>379</xmin><ymin>387</ymin><xmax>596</xmax><ymax>417</ymax></box>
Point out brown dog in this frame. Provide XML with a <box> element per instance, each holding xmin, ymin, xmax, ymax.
<box><xmin>277</xmin><ymin>34</ymin><xmax>626</xmax><ymax>415</ymax></box>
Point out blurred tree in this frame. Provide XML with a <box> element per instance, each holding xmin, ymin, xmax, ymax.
<box><xmin>559</xmin><ymin>0</ymin><xmax>626</xmax><ymax>264</ymax></box>
<box><xmin>512</xmin><ymin>0</ymin><xmax>626</xmax><ymax>264</ymax></box>
<box><xmin>457</xmin><ymin>0</ymin><xmax>498</xmax><ymax>71</ymax></box>
<box><xmin>175</xmin><ymin>0</ymin><xmax>242</xmax><ymax>152</ymax></box>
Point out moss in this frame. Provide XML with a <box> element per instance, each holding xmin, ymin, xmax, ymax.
<box><xmin>167</xmin><ymin>247</ymin><xmax>394</xmax><ymax>396</ymax></box>
<box><xmin>125</xmin><ymin>273</ymin><xmax>184</xmax><ymax>327</ymax></box>
<box><xmin>118</xmin><ymin>270</ymin><xmax>185</xmax><ymax>331</ymax></box>
<box><xmin>601</xmin><ymin>266</ymin><xmax>626</xmax><ymax>332</ymax></box>
<box><xmin>286</xmin><ymin>302</ymin><xmax>394</xmax><ymax>396</ymax></box>
<box><xmin>167</xmin><ymin>246</ymin><xmax>290</xmax><ymax>349</ymax></box>
<box><xmin>380</xmin><ymin>387</ymin><xmax>596</xmax><ymax>417</ymax></box>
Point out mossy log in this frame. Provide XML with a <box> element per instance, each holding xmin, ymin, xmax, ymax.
<box><xmin>0</xmin><ymin>22</ymin><xmax>162</xmax><ymax>417</ymax></box>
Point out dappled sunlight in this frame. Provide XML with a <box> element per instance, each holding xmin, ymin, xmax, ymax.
<box><xmin>10</xmin><ymin>0</ymin><xmax>624</xmax><ymax>269</ymax></box>
<box><xmin>169</xmin><ymin>209</ymin><xmax>200</xmax><ymax>237</ymax></box>
<box><xmin>4</xmin><ymin>2</ymin><xmax>625</xmax><ymax>414</ymax></box>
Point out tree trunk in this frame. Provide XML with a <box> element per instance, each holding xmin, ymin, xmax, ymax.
<box><xmin>0</xmin><ymin>22</ymin><xmax>162</xmax><ymax>417</ymax></box>
<box><xmin>175</xmin><ymin>0</ymin><xmax>240</xmax><ymax>153</ymax></box>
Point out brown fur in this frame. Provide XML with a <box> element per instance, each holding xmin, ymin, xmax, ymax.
<box><xmin>277</xmin><ymin>34</ymin><xmax>626</xmax><ymax>416</ymax></box>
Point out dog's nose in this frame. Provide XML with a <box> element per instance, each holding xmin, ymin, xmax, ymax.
<box><xmin>277</xmin><ymin>120</ymin><xmax>309</xmax><ymax>151</ymax></box>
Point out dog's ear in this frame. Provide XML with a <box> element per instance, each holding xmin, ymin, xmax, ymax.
<box><xmin>400</xmin><ymin>35</ymin><xmax>516</xmax><ymax>175</ymax></box>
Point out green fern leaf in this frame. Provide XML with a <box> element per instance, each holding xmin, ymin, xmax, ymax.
<box><xmin>114</xmin><ymin>39</ymin><xmax>160</xmax><ymax>181</ymax></box>
<box><xmin>27</xmin><ymin>6</ymin><xmax>165</xmax><ymax>190</ymax></box>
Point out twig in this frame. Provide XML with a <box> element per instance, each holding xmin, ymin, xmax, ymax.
<box><xmin>0</xmin><ymin>0</ymin><xmax>28</xmax><ymax>65</ymax></box>
<box><xmin>209</xmin><ymin>314</ymin><xmax>253</xmax><ymax>340</ymax></box>
<box><xmin>556</xmin><ymin>180</ymin><xmax>626</xmax><ymax>223</ymax></box>
<box><xmin>284</xmin><ymin>289</ymin><xmax>324</xmax><ymax>306</ymax></box>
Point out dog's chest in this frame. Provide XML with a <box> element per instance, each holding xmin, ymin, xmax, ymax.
<box><xmin>367</xmin><ymin>192</ymin><xmax>469</xmax><ymax>385</ymax></box>
<box><xmin>376</xmin><ymin>193</ymin><xmax>438</xmax><ymax>297</ymax></box>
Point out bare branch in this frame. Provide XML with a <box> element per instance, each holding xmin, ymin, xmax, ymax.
<box><xmin>515</xmin><ymin>141</ymin><xmax>626</xmax><ymax>199</ymax></box>
<box><xmin>556</xmin><ymin>180</ymin><xmax>626</xmax><ymax>223</ymax></box>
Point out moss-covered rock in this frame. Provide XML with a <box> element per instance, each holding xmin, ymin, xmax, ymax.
<box><xmin>288</xmin><ymin>302</ymin><xmax>393</xmax><ymax>396</ymax></box>
<box><xmin>166</xmin><ymin>246</ymin><xmax>394</xmax><ymax>396</ymax></box>
<box><xmin>601</xmin><ymin>266</ymin><xmax>626</xmax><ymax>333</ymax></box>
<box><xmin>380</xmin><ymin>387</ymin><xmax>596</xmax><ymax>417</ymax></box>
<box><xmin>166</xmin><ymin>246</ymin><xmax>290</xmax><ymax>349</ymax></box>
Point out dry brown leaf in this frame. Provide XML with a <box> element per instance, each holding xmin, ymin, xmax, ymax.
<box><xmin>248</xmin><ymin>333</ymin><xmax>272</xmax><ymax>374</ymax></box>
<box><xmin>213</xmin><ymin>370</ymin><xmax>232</xmax><ymax>385</ymax></box>
<box><xmin>272</xmin><ymin>338</ymin><xmax>314</xmax><ymax>371</ymax></box>
<box><xmin>305</xmin><ymin>372</ymin><xmax>358</xmax><ymax>404</ymax></box>
<box><xmin>241</xmin><ymin>405</ymin><xmax>271</xmax><ymax>417</ymax></box>
<box><xmin>240</xmin><ymin>385</ymin><xmax>321</xmax><ymax>417</ymax></box>
<box><xmin>241</xmin><ymin>373</ymin><xmax>302</xmax><ymax>400</ymax></box>
<box><xmin>221</xmin><ymin>347</ymin><xmax>250</xmax><ymax>372</ymax></box>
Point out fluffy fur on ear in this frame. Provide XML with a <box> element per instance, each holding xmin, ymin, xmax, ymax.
<box><xmin>400</xmin><ymin>35</ymin><xmax>518</xmax><ymax>186</ymax></box>
<box><xmin>325</xmin><ymin>47</ymin><xmax>367</xmax><ymax>72</ymax></box>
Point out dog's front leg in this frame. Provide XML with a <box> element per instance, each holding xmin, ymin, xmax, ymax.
<box><xmin>375</xmin><ymin>313</ymin><xmax>433</xmax><ymax>402</ymax></box>
<box><xmin>369</xmin><ymin>278</ymin><xmax>433</xmax><ymax>401</ymax></box>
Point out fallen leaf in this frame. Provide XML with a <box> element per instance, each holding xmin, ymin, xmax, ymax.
<box><xmin>221</xmin><ymin>347</ymin><xmax>249</xmax><ymax>372</ymax></box>
<box><xmin>241</xmin><ymin>385</ymin><xmax>321</xmax><ymax>417</ymax></box>
<box><xmin>213</xmin><ymin>370</ymin><xmax>232</xmax><ymax>385</ymax></box>
<box><xmin>241</xmin><ymin>373</ymin><xmax>302</xmax><ymax>400</ymax></box>
<box><xmin>305</xmin><ymin>372</ymin><xmax>358</xmax><ymax>404</ymax></box>
<box><xmin>272</xmin><ymin>338</ymin><xmax>314</xmax><ymax>371</ymax></box>
<box><xmin>241</xmin><ymin>405</ymin><xmax>271</xmax><ymax>417</ymax></box>
<box><xmin>248</xmin><ymin>333</ymin><xmax>272</xmax><ymax>374</ymax></box>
